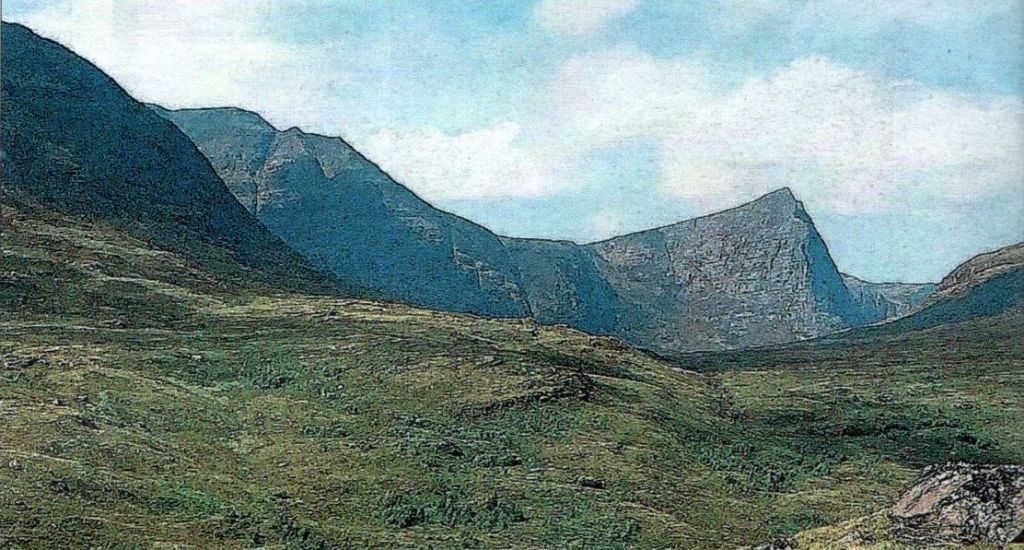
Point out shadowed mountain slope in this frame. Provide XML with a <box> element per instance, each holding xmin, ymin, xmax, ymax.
<box><xmin>500</xmin><ymin>237</ymin><xmax>628</xmax><ymax>336</ymax></box>
<box><xmin>840</xmin><ymin>275</ymin><xmax>936</xmax><ymax>320</ymax></box>
<box><xmin>1</xmin><ymin>22</ymin><xmax>339</xmax><ymax>294</ymax></box>
<box><xmin>151</xmin><ymin>106</ymin><xmax>530</xmax><ymax>317</ymax></box>
<box><xmin>882</xmin><ymin>241</ymin><xmax>1024</xmax><ymax>333</ymax></box>
<box><xmin>158</xmin><ymin>106</ymin><xmax>915</xmax><ymax>351</ymax></box>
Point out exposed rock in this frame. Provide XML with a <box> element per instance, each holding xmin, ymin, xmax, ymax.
<box><xmin>760</xmin><ymin>463</ymin><xmax>1024</xmax><ymax>548</ymax></box>
<box><xmin>588</xmin><ymin>189</ymin><xmax>882</xmax><ymax>352</ymax></box>
<box><xmin>891</xmin><ymin>463</ymin><xmax>1024</xmax><ymax>545</ymax></box>
<box><xmin>841</xmin><ymin>274</ymin><xmax>936</xmax><ymax>319</ymax></box>
<box><xmin>926</xmin><ymin>242</ymin><xmax>1024</xmax><ymax>304</ymax></box>
<box><xmin>883</xmin><ymin>242</ymin><xmax>1024</xmax><ymax>332</ymax></box>
<box><xmin>154</xmin><ymin>106</ymin><xmax>530</xmax><ymax>318</ymax></box>
<box><xmin>155</xmin><ymin>105</ymin><xmax>912</xmax><ymax>352</ymax></box>
<box><xmin>502</xmin><ymin>237</ymin><xmax>626</xmax><ymax>337</ymax></box>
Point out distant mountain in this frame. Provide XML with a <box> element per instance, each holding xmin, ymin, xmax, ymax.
<box><xmin>584</xmin><ymin>188</ymin><xmax>883</xmax><ymax>351</ymax></box>
<box><xmin>157</xmin><ymin>111</ymin><xmax>913</xmax><ymax>352</ymax></box>
<box><xmin>153</xmin><ymin>106</ymin><xmax>530</xmax><ymax>317</ymax></box>
<box><xmin>501</xmin><ymin>237</ymin><xmax>626</xmax><ymax>336</ymax></box>
<box><xmin>886</xmin><ymin>241</ymin><xmax>1024</xmax><ymax>331</ymax></box>
<box><xmin>841</xmin><ymin>274</ymin><xmax>936</xmax><ymax>320</ymax></box>
<box><xmin>1</xmin><ymin>22</ymin><xmax>338</xmax><ymax>293</ymax></box>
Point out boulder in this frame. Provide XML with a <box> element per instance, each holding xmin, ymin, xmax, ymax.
<box><xmin>891</xmin><ymin>463</ymin><xmax>1024</xmax><ymax>545</ymax></box>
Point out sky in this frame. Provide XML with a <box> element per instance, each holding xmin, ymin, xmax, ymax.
<box><xmin>3</xmin><ymin>0</ymin><xmax>1023</xmax><ymax>282</ymax></box>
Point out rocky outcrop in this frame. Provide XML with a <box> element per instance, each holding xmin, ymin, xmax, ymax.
<box><xmin>891</xmin><ymin>463</ymin><xmax>1024</xmax><ymax>545</ymax></box>
<box><xmin>841</xmin><ymin>274</ymin><xmax>936</xmax><ymax>320</ymax></box>
<box><xmin>756</xmin><ymin>463</ymin><xmax>1024</xmax><ymax>548</ymax></box>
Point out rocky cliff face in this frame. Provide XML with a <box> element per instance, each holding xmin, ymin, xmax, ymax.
<box><xmin>155</xmin><ymin>107</ymin><xmax>529</xmax><ymax>318</ymax></box>
<box><xmin>501</xmin><ymin>238</ymin><xmax>626</xmax><ymax>336</ymax></box>
<box><xmin>587</xmin><ymin>189</ymin><xmax>879</xmax><ymax>351</ymax></box>
<box><xmin>157</xmin><ymin>107</ymin><xmax>902</xmax><ymax>352</ymax></box>
<box><xmin>1</xmin><ymin>23</ymin><xmax>335</xmax><ymax>293</ymax></box>
<box><xmin>841</xmin><ymin>275</ymin><xmax>936</xmax><ymax>320</ymax></box>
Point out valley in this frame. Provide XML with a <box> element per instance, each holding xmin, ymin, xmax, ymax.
<box><xmin>1</xmin><ymin>19</ymin><xmax>1021</xmax><ymax>549</ymax></box>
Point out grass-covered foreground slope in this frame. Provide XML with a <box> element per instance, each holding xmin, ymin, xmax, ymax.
<box><xmin>3</xmin><ymin>205</ymin><xmax>1022</xmax><ymax>549</ymax></box>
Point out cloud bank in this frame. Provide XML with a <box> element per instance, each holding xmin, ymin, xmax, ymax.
<box><xmin>11</xmin><ymin>0</ymin><xmax>1021</xmax><ymax>228</ymax></box>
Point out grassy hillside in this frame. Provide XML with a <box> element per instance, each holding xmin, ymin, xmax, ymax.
<box><xmin>3</xmin><ymin>203</ymin><xmax>1021</xmax><ymax>548</ymax></box>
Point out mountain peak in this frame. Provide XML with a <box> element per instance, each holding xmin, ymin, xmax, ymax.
<box><xmin>761</xmin><ymin>186</ymin><xmax>796</xmax><ymax>200</ymax></box>
<box><xmin>743</xmin><ymin>187</ymin><xmax>800</xmax><ymax>213</ymax></box>
<box><xmin>2</xmin><ymin>19</ymin><xmax>338</xmax><ymax>294</ymax></box>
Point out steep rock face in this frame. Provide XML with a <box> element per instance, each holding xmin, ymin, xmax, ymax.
<box><xmin>588</xmin><ymin>189</ymin><xmax>878</xmax><ymax>351</ymax></box>
<box><xmin>157</xmin><ymin>106</ymin><xmax>897</xmax><ymax>352</ymax></box>
<box><xmin>841</xmin><ymin>275</ymin><xmax>936</xmax><ymax>320</ymax></box>
<box><xmin>1</xmin><ymin>23</ymin><xmax>335</xmax><ymax>293</ymax></box>
<box><xmin>155</xmin><ymin>107</ymin><xmax>529</xmax><ymax>317</ymax></box>
<box><xmin>501</xmin><ymin>238</ymin><xmax>627</xmax><ymax>336</ymax></box>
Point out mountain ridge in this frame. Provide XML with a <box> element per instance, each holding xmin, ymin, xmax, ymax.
<box><xmin>155</xmin><ymin>104</ymin><xmax>937</xmax><ymax>351</ymax></box>
<box><xmin>1</xmin><ymin>22</ymin><xmax>344</xmax><ymax>295</ymax></box>
<box><xmin>152</xmin><ymin>104</ymin><xmax>533</xmax><ymax>318</ymax></box>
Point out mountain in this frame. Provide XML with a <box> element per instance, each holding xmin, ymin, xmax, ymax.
<box><xmin>685</xmin><ymin>242</ymin><xmax>1024</xmax><ymax>366</ymax></box>
<box><xmin>1</xmin><ymin>23</ymin><xmax>337</xmax><ymax>294</ymax></box>
<box><xmin>583</xmin><ymin>189</ymin><xmax>883</xmax><ymax>351</ymax></box>
<box><xmin>840</xmin><ymin>274</ymin><xmax>936</xmax><ymax>319</ymax></box>
<box><xmin>152</xmin><ymin>106</ymin><xmax>529</xmax><ymax>317</ymax></box>
<box><xmin>501</xmin><ymin>237</ymin><xmax>627</xmax><ymax>335</ymax></box>
<box><xmin>158</xmin><ymin>107</ymin><xmax>903</xmax><ymax>351</ymax></box>
<box><xmin>3</xmin><ymin>22</ymin><xmax>1021</xmax><ymax>549</ymax></box>
<box><xmin>884</xmin><ymin>241</ymin><xmax>1024</xmax><ymax>332</ymax></box>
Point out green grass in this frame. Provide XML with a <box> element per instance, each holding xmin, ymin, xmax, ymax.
<box><xmin>1</xmin><ymin>205</ymin><xmax>1021</xmax><ymax>548</ymax></box>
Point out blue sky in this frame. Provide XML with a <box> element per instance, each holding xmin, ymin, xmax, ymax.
<box><xmin>4</xmin><ymin>0</ymin><xmax>1022</xmax><ymax>282</ymax></box>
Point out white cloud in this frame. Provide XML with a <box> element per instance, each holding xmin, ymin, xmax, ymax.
<box><xmin>549</xmin><ymin>51</ymin><xmax>1024</xmax><ymax>214</ymax></box>
<box><xmin>355</xmin><ymin>123</ymin><xmax>565</xmax><ymax>202</ymax></box>
<box><xmin>722</xmin><ymin>0</ymin><xmax>1019</xmax><ymax>30</ymax></box>
<box><xmin>546</xmin><ymin>46</ymin><xmax>716</xmax><ymax>149</ymax></box>
<box><xmin>667</xmin><ymin>59</ymin><xmax>1024</xmax><ymax>212</ymax></box>
<box><xmin>534</xmin><ymin>0</ymin><xmax>639</xmax><ymax>35</ymax></box>
<box><xmin>9</xmin><ymin>0</ymin><xmax>358</xmax><ymax>131</ymax></box>
<box><xmin>14</xmin><ymin>1</ymin><xmax>1020</xmax><ymax>215</ymax></box>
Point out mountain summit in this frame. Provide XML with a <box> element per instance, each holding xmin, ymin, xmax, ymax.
<box><xmin>153</xmin><ymin>106</ymin><xmax>530</xmax><ymax>317</ymax></box>
<box><xmin>1</xmin><ymin>23</ymin><xmax>339</xmax><ymax>293</ymax></box>
<box><xmin>584</xmin><ymin>188</ymin><xmax>874</xmax><ymax>351</ymax></box>
<box><xmin>155</xmin><ymin>107</ymin><xmax>923</xmax><ymax>351</ymax></box>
